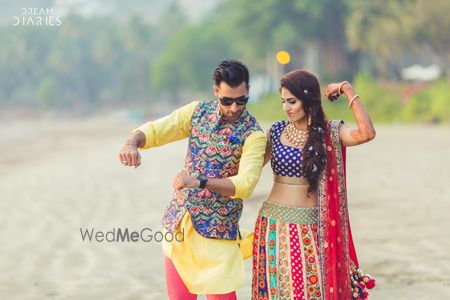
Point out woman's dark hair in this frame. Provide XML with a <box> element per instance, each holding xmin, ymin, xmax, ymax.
<box><xmin>280</xmin><ymin>70</ymin><xmax>327</xmax><ymax>195</ymax></box>
<box><xmin>212</xmin><ymin>60</ymin><xmax>249</xmax><ymax>88</ymax></box>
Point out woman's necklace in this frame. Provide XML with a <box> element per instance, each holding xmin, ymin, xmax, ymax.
<box><xmin>284</xmin><ymin>122</ymin><xmax>309</xmax><ymax>148</ymax></box>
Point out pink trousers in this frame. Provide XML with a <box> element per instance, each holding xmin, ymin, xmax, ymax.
<box><xmin>164</xmin><ymin>256</ymin><xmax>237</xmax><ymax>300</ymax></box>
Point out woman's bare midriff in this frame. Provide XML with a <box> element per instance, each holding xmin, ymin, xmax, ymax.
<box><xmin>266</xmin><ymin>181</ymin><xmax>318</xmax><ymax>208</ymax></box>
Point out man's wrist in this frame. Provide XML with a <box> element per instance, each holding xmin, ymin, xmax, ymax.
<box><xmin>125</xmin><ymin>139</ymin><xmax>138</xmax><ymax>147</ymax></box>
<box><xmin>128</xmin><ymin>131</ymin><xmax>146</xmax><ymax>148</ymax></box>
<box><xmin>198</xmin><ymin>178</ymin><xmax>208</xmax><ymax>189</ymax></box>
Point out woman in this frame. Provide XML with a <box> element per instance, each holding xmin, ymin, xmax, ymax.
<box><xmin>252</xmin><ymin>70</ymin><xmax>376</xmax><ymax>300</ymax></box>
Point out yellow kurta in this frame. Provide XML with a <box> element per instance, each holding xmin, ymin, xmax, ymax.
<box><xmin>162</xmin><ymin>213</ymin><xmax>253</xmax><ymax>294</ymax></box>
<box><xmin>132</xmin><ymin>101</ymin><xmax>265</xmax><ymax>293</ymax></box>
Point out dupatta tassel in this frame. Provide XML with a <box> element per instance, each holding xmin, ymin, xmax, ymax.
<box><xmin>350</xmin><ymin>262</ymin><xmax>376</xmax><ymax>299</ymax></box>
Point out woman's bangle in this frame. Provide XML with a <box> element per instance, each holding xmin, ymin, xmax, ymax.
<box><xmin>348</xmin><ymin>94</ymin><xmax>359</xmax><ymax>108</ymax></box>
<box><xmin>338</xmin><ymin>81</ymin><xmax>349</xmax><ymax>97</ymax></box>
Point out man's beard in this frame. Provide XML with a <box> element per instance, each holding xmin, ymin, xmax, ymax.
<box><xmin>219</xmin><ymin>107</ymin><xmax>242</xmax><ymax>123</ymax></box>
<box><xmin>224</xmin><ymin>111</ymin><xmax>242</xmax><ymax>122</ymax></box>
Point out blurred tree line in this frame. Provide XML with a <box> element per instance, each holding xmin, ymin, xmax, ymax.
<box><xmin>0</xmin><ymin>0</ymin><xmax>448</xmax><ymax>121</ymax></box>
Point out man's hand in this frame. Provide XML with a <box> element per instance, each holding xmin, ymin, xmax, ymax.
<box><xmin>119</xmin><ymin>142</ymin><xmax>141</xmax><ymax>168</ymax></box>
<box><xmin>172</xmin><ymin>172</ymin><xmax>199</xmax><ymax>190</ymax></box>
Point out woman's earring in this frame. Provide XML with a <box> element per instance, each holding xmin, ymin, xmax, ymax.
<box><xmin>308</xmin><ymin>114</ymin><xmax>312</xmax><ymax>126</ymax></box>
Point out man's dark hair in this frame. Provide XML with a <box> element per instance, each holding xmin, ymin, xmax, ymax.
<box><xmin>212</xmin><ymin>60</ymin><xmax>249</xmax><ymax>88</ymax></box>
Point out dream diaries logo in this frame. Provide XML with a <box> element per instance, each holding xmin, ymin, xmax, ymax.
<box><xmin>13</xmin><ymin>8</ymin><xmax>62</xmax><ymax>27</ymax></box>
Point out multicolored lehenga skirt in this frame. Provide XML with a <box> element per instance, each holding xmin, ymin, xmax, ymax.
<box><xmin>252</xmin><ymin>201</ymin><xmax>323</xmax><ymax>300</ymax></box>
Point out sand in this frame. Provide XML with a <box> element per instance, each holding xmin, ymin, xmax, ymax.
<box><xmin>1</xmin><ymin>117</ymin><xmax>449</xmax><ymax>299</ymax></box>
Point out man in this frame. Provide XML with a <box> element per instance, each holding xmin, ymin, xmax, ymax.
<box><xmin>118</xmin><ymin>60</ymin><xmax>266</xmax><ymax>300</ymax></box>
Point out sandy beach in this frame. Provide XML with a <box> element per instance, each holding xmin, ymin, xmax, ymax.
<box><xmin>1</xmin><ymin>117</ymin><xmax>449</xmax><ymax>299</ymax></box>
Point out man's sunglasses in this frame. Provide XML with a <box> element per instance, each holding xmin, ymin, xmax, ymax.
<box><xmin>218</xmin><ymin>95</ymin><xmax>249</xmax><ymax>106</ymax></box>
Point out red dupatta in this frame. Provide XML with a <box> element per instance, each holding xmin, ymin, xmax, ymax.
<box><xmin>318</xmin><ymin>120</ymin><xmax>375</xmax><ymax>300</ymax></box>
